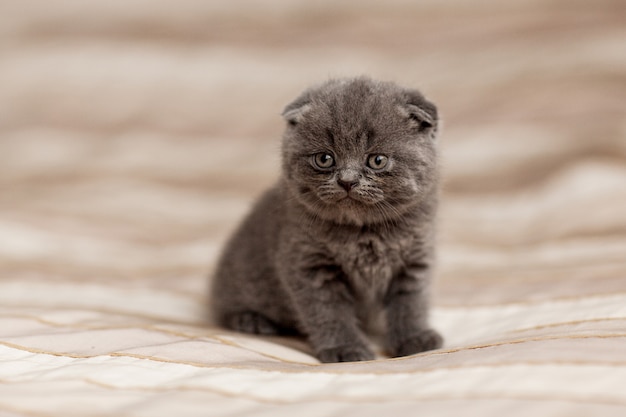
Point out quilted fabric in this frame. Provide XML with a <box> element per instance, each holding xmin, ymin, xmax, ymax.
<box><xmin>1</xmin><ymin>1</ymin><xmax>625</xmax><ymax>416</ymax></box>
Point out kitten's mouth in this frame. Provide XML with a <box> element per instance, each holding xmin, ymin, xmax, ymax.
<box><xmin>335</xmin><ymin>192</ymin><xmax>378</xmax><ymax>206</ymax></box>
<box><xmin>306</xmin><ymin>187</ymin><xmax>384</xmax><ymax>214</ymax></box>
<box><xmin>336</xmin><ymin>191</ymin><xmax>357</xmax><ymax>202</ymax></box>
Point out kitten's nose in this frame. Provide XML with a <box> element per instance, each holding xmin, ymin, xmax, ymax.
<box><xmin>337</xmin><ymin>178</ymin><xmax>359</xmax><ymax>192</ymax></box>
<box><xmin>337</xmin><ymin>169</ymin><xmax>360</xmax><ymax>192</ymax></box>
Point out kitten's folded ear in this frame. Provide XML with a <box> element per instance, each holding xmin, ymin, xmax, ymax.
<box><xmin>282</xmin><ymin>94</ymin><xmax>312</xmax><ymax>126</ymax></box>
<box><xmin>399</xmin><ymin>89</ymin><xmax>438</xmax><ymax>134</ymax></box>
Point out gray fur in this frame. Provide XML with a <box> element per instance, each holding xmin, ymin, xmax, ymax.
<box><xmin>210</xmin><ymin>77</ymin><xmax>443</xmax><ymax>363</ymax></box>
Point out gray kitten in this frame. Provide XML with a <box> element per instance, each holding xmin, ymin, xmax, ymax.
<box><xmin>210</xmin><ymin>77</ymin><xmax>443</xmax><ymax>363</ymax></box>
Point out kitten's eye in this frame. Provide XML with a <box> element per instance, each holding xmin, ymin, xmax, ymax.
<box><xmin>313</xmin><ymin>153</ymin><xmax>335</xmax><ymax>169</ymax></box>
<box><xmin>367</xmin><ymin>154</ymin><xmax>388</xmax><ymax>170</ymax></box>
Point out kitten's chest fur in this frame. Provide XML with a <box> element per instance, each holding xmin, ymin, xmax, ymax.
<box><xmin>321</xmin><ymin>227</ymin><xmax>415</xmax><ymax>334</ymax></box>
<box><xmin>330</xmin><ymin>232</ymin><xmax>404</xmax><ymax>301</ymax></box>
<box><xmin>305</xmin><ymin>222</ymin><xmax>419</xmax><ymax>314</ymax></box>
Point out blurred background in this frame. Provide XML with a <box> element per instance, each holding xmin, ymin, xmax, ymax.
<box><xmin>0</xmin><ymin>0</ymin><xmax>625</xmax><ymax>308</ymax></box>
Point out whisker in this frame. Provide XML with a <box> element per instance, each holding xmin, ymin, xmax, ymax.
<box><xmin>375</xmin><ymin>200</ymin><xmax>403</xmax><ymax>235</ymax></box>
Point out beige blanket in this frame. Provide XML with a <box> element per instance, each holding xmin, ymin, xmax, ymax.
<box><xmin>1</xmin><ymin>1</ymin><xmax>625</xmax><ymax>415</ymax></box>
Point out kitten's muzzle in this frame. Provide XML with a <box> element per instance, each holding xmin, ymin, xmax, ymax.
<box><xmin>337</xmin><ymin>178</ymin><xmax>359</xmax><ymax>192</ymax></box>
<box><xmin>337</xmin><ymin>169</ymin><xmax>361</xmax><ymax>192</ymax></box>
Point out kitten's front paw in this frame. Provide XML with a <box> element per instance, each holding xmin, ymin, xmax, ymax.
<box><xmin>317</xmin><ymin>345</ymin><xmax>375</xmax><ymax>363</ymax></box>
<box><xmin>391</xmin><ymin>328</ymin><xmax>443</xmax><ymax>358</ymax></box>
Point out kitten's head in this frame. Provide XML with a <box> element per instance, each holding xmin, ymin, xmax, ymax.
<box><xmin>281</xmin><ymin>77</ymin><xmax>439</xmax><ymax>226</ymax></box>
